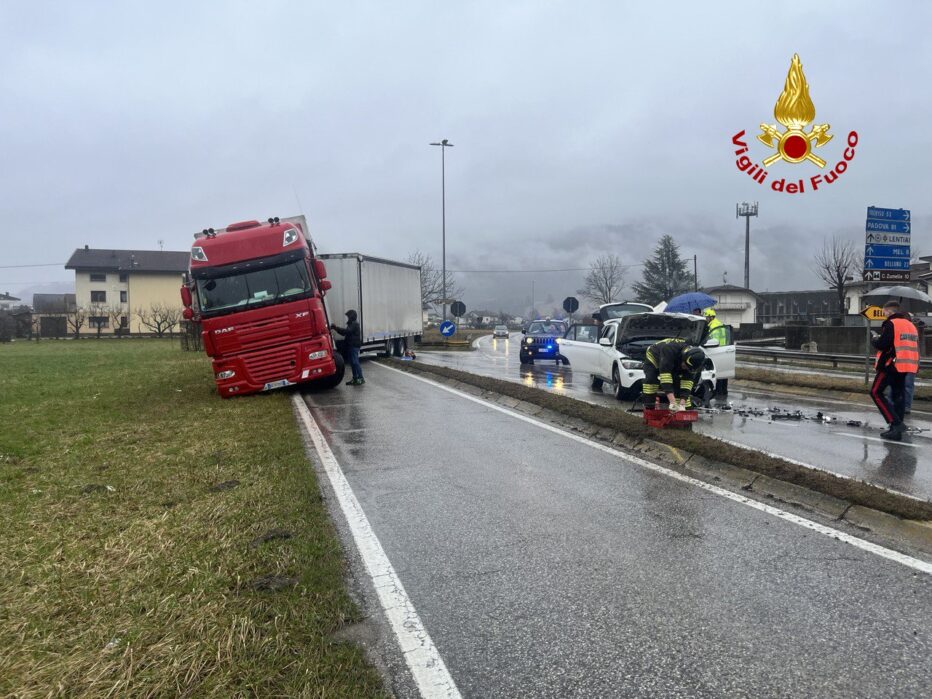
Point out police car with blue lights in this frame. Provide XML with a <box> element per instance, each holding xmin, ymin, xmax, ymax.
<box><xmin>519</xmin><ymin>319</ymin><xmax>568</xmax><ymax>365</ymax></box>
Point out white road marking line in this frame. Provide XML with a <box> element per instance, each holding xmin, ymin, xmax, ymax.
<box><xmin>292</xmin><ymin>395</ymin><xmax>462</xmax><ymax>699</ymax></box>
<box><xmin>834</xmin><ymin>432</ymin><xmax>922</xmax><ymax>448</ymax></box>
<box><xmin>376</xmin><ymin>364</ymin><xmax>932</xmax><ymax>576</ymax></box>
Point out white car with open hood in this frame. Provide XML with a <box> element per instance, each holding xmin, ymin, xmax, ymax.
<box><xmin>557</xmin><ymin>312</ymin><xmax>736</xmax><ymax>402</ymax></box>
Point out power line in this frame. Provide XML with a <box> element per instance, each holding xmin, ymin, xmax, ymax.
<box><xmin>450</xmin><ymin>263</ymin><xmax>645</xmax><ymax>274</ymax></box>
<box><xmin>0</xmin><ymin>263</ymin><xmax>66</xmax><ymax>269</ymax></box>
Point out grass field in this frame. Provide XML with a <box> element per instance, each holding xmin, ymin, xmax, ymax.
<box><xmin>0</xmin><ymin>340</ymin><xmax>384</xmax><ymax>697</ymax></box>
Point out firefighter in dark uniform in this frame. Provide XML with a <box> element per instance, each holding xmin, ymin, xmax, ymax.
<box><xmin>640</xmin><ymin>338</ymin><xmax>706</xmax><ymax>411</ymax></box>
<box><xmin>870</xmin><ymin>300</ymin><xmax>919</xmax><ymax>440</ymax></box>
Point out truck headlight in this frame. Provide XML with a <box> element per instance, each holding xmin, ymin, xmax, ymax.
<box><xmin>308</xmin><ymin>350</ymin><xmax>329</xmax><ymax>360</ymax></box>
<box><xmin>191</xmin><ymin>246</ymin><xmax>208</xmax><ymax>262</ymax></box>
<box><xmin>621</xmin><ymin>360</ymin><xmax>643</xmax><ymax>370</ymax></box>
<box><xmin>282</xmin><ymin>228</ymin><xmax>299</xmax><ymax>246</ymax></box>
<box><xmin>216</xmin><ymin>370</ymin><xmax>235</xmax><ymax>379</ymax></box>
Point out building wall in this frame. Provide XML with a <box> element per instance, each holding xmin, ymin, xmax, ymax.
<box><xmin>73</xmin><ymin>270</ymin><xmax>183</xmax><ymax>334</ymax></box>
<box><xmin>127</xmin><ymin>273</ymin><xmax>185</xmax><ymax>334</ymax></box>
<box><xmin>707</xmin><ymin>290</ymin><xmax>757</xmax><ymax>326</ymax></box>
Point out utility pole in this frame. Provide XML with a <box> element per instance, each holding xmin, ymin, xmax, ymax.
<box><xmin>736</xmin><ymin>202</ymin><xmax>759</xmax><ymax>289</ymax></box>
<box><xmin>430</xmin><ymin>139</ymin><xmax>454</xmax><ymax>320</ymax></box>
<box><xmin>693</xmin><ymin>255</ymin><xmax>698</xmax><ymax>292</ymax></box>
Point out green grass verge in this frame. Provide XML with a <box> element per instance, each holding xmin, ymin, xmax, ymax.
<box><xmin>0</xmin><ymin>340</ymin><xmax>385</xmax><ymax>697</ymax></box>
<box><xmin>384</xmin><ymin>359</ymin><xmax>932</xmax><ymax>521</ymax></box>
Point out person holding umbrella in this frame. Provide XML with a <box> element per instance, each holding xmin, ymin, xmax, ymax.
<box><xmin>869</xmin><ymin>300</ymin><xmax>919</xmax><ymax>440</ymax></box>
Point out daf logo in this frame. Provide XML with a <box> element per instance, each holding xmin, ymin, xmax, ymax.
<box><xmin>214</xmin><ymin>327</ymin><xmax>235</xmax><ymax>334</ymax></box>
<box><xmin>294</xmin><ymin>312</ymin><xmax>310</xmax><ymax>319</ymax></box>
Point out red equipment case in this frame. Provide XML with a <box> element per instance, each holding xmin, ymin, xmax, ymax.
<box><xmin>643</xmin><ymin>408</ymin><xmax>699</xmax><ymax>429</ymax></box>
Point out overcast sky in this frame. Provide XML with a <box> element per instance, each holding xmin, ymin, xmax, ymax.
<box><xmin>2</xmin><ymin>1</ymin><xmax>930</xmax><ymax>312</ymax></box>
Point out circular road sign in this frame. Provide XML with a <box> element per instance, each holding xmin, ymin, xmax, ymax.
<box><xmin>450</xmin><ymin>301</ymin><xmax>466</xmax><ymax>318</ymax></box>
<box><xmin>563</xmin><ymin>296</ymin><xmax>580</xmax><ymax>314</ymax></box>
<box><xmin>439</xmin><ymin>320</ymin><xmax>457</xmax><ymax>337</ymax></box>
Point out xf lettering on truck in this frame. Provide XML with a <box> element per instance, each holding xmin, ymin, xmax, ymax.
<box><xmin>294</xmin><ymin>312</ymin><xmax>309</xmax><ymax>318</ymax></box>
<box><xmin>214</xmin><ymin>327</ymin><xmax>235</xmax><ymax>335</ymax></box>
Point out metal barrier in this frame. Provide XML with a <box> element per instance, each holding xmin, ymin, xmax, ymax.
<box><xmin>736</xmin><ymin>345</ymin><xmax>932</xmax><ymax>369</ymax></box>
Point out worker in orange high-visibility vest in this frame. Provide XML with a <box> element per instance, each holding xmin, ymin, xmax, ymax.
<box><xmin>870</xmin><ymin>300</ymin><xmax>919</xmax><ymax>441</ymax></box>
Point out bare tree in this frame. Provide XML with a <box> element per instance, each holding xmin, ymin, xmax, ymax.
<box><xmin>67</xmin><ymin>306</ymin><xmax>88</xmax><ymax>338</ymax></box>
<box><xmin>813</xmin><ymin>236</ymin><xmax>858</xmax><ymax>321</ymax></box>
<box><xmin>136</xmin><ymin>304</ymin><xmax>182</xmax><ymax>337</ymax></box>
<box><xmin>106</xmin><ymin>306</ymin><xmax>127</xmax><ymax>336</ymax></box>
<box><xmin>87</xmin><ymin>303</ymin><xmax>109</xmax><ymax>338</ymax></box>
<box><xmin>579</xmin><ymin>254</ymin><xmax>626</xmax><ymax>306</ymax></box>
<box><xmin>407</xmin><ymin>251</ymin><xmax>464</xmax><ymax>311</ymax></box>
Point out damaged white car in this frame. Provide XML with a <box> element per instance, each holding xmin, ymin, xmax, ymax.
<box><xmin>557</xmin><ymin>312</ymin><xmax>736</xmax><ymax>403</ymax></box>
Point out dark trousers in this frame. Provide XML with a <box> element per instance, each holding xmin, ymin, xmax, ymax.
<box><xmin>349</xmin><ymin>347</ymin><xmax>363</xmax><ymax>380</ymax></box>
<box><xmin>871</xmin><ymin>369</ymin><xmax>906</xmax><ymax>426</ymax></box>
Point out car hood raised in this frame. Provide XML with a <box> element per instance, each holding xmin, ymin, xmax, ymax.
<box><xmin>617</xmin><ymin>313</ymin><xmax>705</xmax><ymax>344</ymax></box>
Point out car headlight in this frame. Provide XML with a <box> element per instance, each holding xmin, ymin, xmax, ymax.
<box><xmin>308</xmin><ymin>350</ymin><xmax>329</xmax><ymax>360</ymax></box>
<box><xmin>216</xmin><ymin>370</ymin><xmax>235</xmax><ymax>379</ymax></box>
<box><xmin>621</xmin><ymin>360</ymin><xmax>643</xmax><ymax>370</ymax></box>
<box><xmin>525</xmin><ymin>337</ymin><xmax>533</xmax><ymax>345</ymax></box>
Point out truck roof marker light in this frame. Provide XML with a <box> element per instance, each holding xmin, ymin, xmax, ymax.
<box><xmin>282</xmin><ymin>227</ymin><xmax>299</xmax><ymax>247</ymax></box>
<box><xmin>191</xmin><ymin>246</ymin><xmax>208</xmax><ymax>262</ymax></box>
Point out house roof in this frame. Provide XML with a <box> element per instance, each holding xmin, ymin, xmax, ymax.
<box><xmin>701</xmin><ymin>285</ymin><xmax>764</xmax><ymax>300</ymax></box>
<box><xmin>33</xmin><ymin>293</ymin><xmax>77</xmax><ymax>313</ymax></box>
<box><xmin>0</xmin><ymin>292</ymin><xmax>20</xmax><ymax>302</ymax></box>
<box><xmin>65</xmin><ymin>248</ymin><xmax>189</xmax><ymax>274</ymax></box>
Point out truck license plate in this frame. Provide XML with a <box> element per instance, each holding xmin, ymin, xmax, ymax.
<box><xmin>263</xmin><ymin>379</ymin><xmax>293</xmax><ymax>391</ymax></box>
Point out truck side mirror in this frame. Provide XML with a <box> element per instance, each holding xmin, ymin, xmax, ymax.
<box><xmin>180</xmin><ymin>286</ymin><xmax>192</xmax><ymax>307</ymax></box>
<box><xmin>319</xmin><ymin>279</ymin><xmax>332</xmax><ymax>292</ymax></box>
<box><xmin>314</xmin><ymin>259</ymin><xmax>328</xmax><ymax>280</ymax></box>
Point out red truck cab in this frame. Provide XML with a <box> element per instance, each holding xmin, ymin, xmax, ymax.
<box><xmin>180</xmin><ymin>216</ymin><xmax>344</xmax><ymax>397</ymax></box>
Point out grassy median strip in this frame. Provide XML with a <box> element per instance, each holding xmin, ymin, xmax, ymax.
<box><xmin>385</xmin><ymin>359</ymin><xmax>932</xmax><ymax>521</ymax></box>
<box><xmin>0</xmin><ymin>340</ymin><xmax>385</xmax><ymax>697</ymax></box>
<box><xmin>737</xmin><ymin>366</ymin><xmax>932</xmax><ymax>401</ymax></box>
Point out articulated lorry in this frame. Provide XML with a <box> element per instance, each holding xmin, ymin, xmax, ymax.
<box><xmin>180</xmin><ymin>215</ymin><xmax>422</xmax><ymax>398</ymax></box>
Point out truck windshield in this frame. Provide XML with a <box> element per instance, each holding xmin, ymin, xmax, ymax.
<box><xmin>196</xmin><ymin>259</ymin><xmax>312</xmax><ymax>316</ymax></box>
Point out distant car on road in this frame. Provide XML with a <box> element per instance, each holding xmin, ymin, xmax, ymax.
<box><xmin>493</xmin><ymin>324</ymin><xmax>509</xmax><ymax>339</ymax></box>
<box><xmin>520</xmin><ymin>319</ymin><xmax>568</xmax><ymax>365</ymax></box>
<box><xmin>558</xmin><ymin>312</ymin><xmax>735</xmax><ymax>402</ymax></box>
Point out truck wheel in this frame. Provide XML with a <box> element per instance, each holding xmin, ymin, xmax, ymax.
<box><xmin>393</xmin><ymin>337</ymin><xmax>406</xmax><ymax>356</ymax></box>
<box><xmin>314</xmin><ymin>354</ymin><xmax>346</xmax><ymax>390</ymax></box>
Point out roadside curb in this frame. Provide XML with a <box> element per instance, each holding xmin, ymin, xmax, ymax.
<box><xmin>382</xmin><ymin>359</ymin><xmax>932</xmax><ymax>556</ymax></box>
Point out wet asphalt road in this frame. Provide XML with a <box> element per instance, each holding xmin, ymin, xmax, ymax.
<box><xmin>415</xmin><ymin>335</ymin><xmax>932</xmax><ymax>503</ymax></box>
<box><xmin>301</xmin><ymin>365</ymin><xmax>931</xmax><ymax>698</ymax></box>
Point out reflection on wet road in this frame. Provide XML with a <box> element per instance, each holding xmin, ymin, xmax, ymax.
<box><xmin>418</xmin><ymin>334</ymin><xmax>932</xmax><ymax>501</ymax></box>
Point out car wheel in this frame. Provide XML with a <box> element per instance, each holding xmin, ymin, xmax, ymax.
<box><xmin>590</xmin><ymin>376</ymin><xmax>604</xmax><ymax>391</ymax></box>
<box><xmin>694</xmin><ymin>380</ymin><xmax>714</xmax><ymax>408</ymax></box>
<box><xmin>612</xmin><ymin>366</ymin><xmax>625</xmax><ymax>401</ymax></box>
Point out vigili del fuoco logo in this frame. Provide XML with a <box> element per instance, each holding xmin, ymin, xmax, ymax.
<box><xmin>731</xmin><ymin>54</ymin><xmax>858</xmax><ymax>194</ymax></box>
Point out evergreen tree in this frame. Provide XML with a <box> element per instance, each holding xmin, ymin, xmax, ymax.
<box><xmin>632</xmin><ymin>235</ymin><xmax>695</xmax><ymax>305</ymax></box>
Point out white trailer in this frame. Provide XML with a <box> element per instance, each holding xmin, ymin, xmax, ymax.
<box><xmin>320</xmin><ymin>253</ymin><xmax>422</xmax><ymax>355</ymax></box>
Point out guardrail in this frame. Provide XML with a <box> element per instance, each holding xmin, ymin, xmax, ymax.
<box><xmin>736</xmin><ymin>345</ymin><xmax>932</xmax><ymax>369</ymax></box>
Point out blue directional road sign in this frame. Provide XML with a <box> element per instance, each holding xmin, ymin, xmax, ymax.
<box><xmin>439</xmin><ymin>320</ymin><xmax>457</xmax><ymax>337</ymax></box>
<box><xmin>866</xmin><ymin>219</ymin><xmax>911</xmax><ymax>234</ymax></box>
<box><xmin>864</xmin><ymin>244</ymin><xmax>910</xmax><ymax>258</ymax></box>
<box><xmin>864</xmin><ymin>206</ymin><xmax>911</xmax><ymax>282</ymax></box>
<box><xmin>867</xmin><ymin>207</ymin><xmax>910</xmax><ymax>222</ymax></box>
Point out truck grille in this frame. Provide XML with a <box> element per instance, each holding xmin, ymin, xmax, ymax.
<box><xmin>242</xmin><ymin>346</ymin><xmax>297</xmax><ymax>383</ymax></box>
<box><xmin>234</xmin><ymin>316</ymin><xmax>292</xmax><ymax>353</ymax></box>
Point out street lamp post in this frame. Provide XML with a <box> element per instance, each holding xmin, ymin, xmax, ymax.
<box><xmin>736</xmin><ymin>202</ymin><xmax>759</xmax><ymax>290</ymax></box>
<box><xmin>430</xmin><ymin>139</ymin><xmax>454</xmax><ymax>321</ymax></box>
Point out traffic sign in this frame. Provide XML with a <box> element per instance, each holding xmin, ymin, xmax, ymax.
<box><xmin>863</xmin><ymin>257</ymin><xmax>909</xmax><ymax>270</ymax></box>
<box><xmin>864</xmin><ymin>244</ymin><xmax>910</xmax><ymax>258</ymax></box>
<box><xmin>450</xmin><ymin>301</ymin><xmax>466</xmax><ymax>317</ymax></box>
<box><xmin>439</xmin><ymin>320</ymin><xmax>456</xmax><ymax>337</ymax></box>
<box><xmin>863</xmin><ymin>270</ymin><xmax>910</xmax><ymax>283</ymax></box>
<box><xmin>866</xmin><ymin>220</ymin><xmax>911</xmax><ymax>234</ymax></box>
<box><xmin>865</xmin><ymin>233</ymin><xmax>910</xmax><ymax>245</ymax></box>
<box><xmin>562</xmin><ymin>296</ymin><xmax>579</xmax><ymax>314</ymax></box>
<box><xmin>860</xmin><ymin>305</ymin><xmax>886</xmax><ymax>321</ymax></box>
<box><xmin>867</xmin><ymin>207</ymin><xmax>910</xmax><ymax>222</ymax></box>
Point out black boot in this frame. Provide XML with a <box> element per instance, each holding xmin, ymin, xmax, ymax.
<box><xmin>881</xmin><ymin>423</ymin><xmax>904</xmax><ymax>441</ymax></box>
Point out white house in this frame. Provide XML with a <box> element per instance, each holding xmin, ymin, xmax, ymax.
<box><xmin>0</xmin><ymin>292</ymin><xmax>20</xmax><ymax>311</ymax></box>
<box><xmin>701</xmin><ymin>285</ymin><xmax>761</xmax><ymax>327</ymax></box>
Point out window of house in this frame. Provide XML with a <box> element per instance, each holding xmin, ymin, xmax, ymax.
<box><xmin>120</xmin><ymin>291</ymin><xmax>127</xmax><ymax>303</ymax></box>
<box><xmin>119</xmin><ymin>273</ymin><xmax>128</xmax><ymax>282</ymax></box>
<box><xmin>91</xmin><ymin>290</ymin><xmax>106</xmax><ymax>303</ymax></box>
<box><xmin>120</xmin><ymin>316</ymin><xmax>128</xmax><ymax>327</ymax></box>
<box><xmin>89</xmin><ymin>316</ymin><xmax>109</xmax><ymax>328</ymax></box>
<box><xmin>90</xmin><ymin>273</ymin><xmax>106</xmax><ymax>282</ymax></box>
